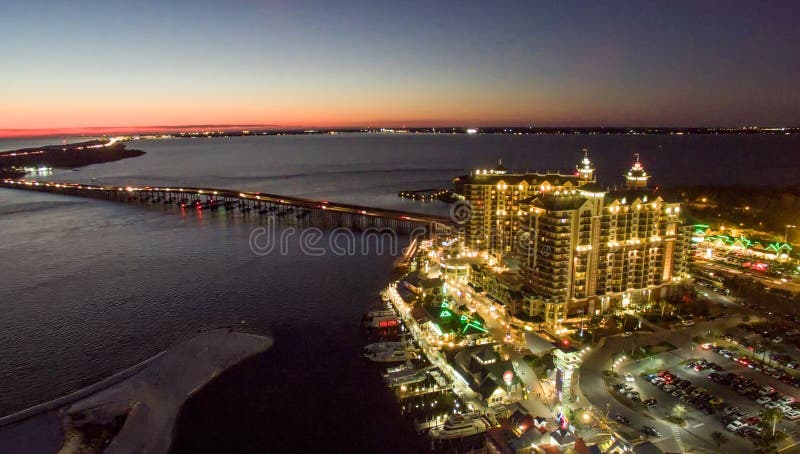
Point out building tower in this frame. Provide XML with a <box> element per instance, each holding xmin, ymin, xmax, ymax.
<box><xmin>576</xmin><ymin>148</ymin><xmax>596</xmax><ymax>183</ymax></box>
<box><xmin>625</xmin><ymin>153</ymin><xmax>650</xmax><ymax>189</ymax></box>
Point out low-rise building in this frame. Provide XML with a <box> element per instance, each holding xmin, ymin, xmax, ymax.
<box><xmin>452</xmin><ymin>344</ymin><xmax>520</xmax><ymax>406</ymax></box>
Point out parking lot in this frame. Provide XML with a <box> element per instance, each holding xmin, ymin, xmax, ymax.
<box><xmin>615</xmin><ymin>342</ymin><xmax>800</xmax><ymax>450</ymax></box>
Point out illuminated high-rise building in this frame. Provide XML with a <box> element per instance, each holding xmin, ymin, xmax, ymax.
<box><xmin>457</xmin><ymin>154</ymin><xmax>689</xmax><ymax>326</ymax></box>
<box><xmin>454</xmin><ymin>155</ymin><xmax>594</xmax><ymax>255</ymax></box>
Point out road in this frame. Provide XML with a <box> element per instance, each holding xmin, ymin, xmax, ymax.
<box><xmin>694</xmin><ymin>258</ymin><xmax>800</xmax><ymax>294</ymax></box>
<box><xmin>444</xmin><ymin>281</ymin><xmax>556</xmax><ymax>418</ymax></box>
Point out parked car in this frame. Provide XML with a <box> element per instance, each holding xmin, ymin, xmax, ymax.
<box><xmin>625</xmin><ymin>373</ymin><xmax>635</xmax><ymax>382</ymax></box>
<box><xmin>786</xmin><ymin>410</ymin><xmax>800</xmax><ymax>420</ymax></box>
<box><xmin>614</xmin><ymin>414</ymin><xmax>630</xmax><ymax>425</ymax></box>
<box><xmin>726</xmin><ymin>420</ymin><xmax>745</xmax><ymax>432</ymax></box>
<box><xmin>723</xmin><ymin>406</ymin><xmax>739</xmax><ymax>415</ymax></box>
<box><xmin>641</xmin><ymin>426</ymin><xmax>661</xmax><ymax>437</ymax></box>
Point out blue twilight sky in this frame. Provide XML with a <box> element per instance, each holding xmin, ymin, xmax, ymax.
<box><xmin>0</xmin><ymin>0</ymin><xmax>798</xmax><ymax>130</ymax></box>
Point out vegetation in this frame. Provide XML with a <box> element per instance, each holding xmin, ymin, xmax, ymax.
<box><xmin>672</xmin><ymin>184</ymin><xmax>800</xmax><ymax>242</ymax></box>
<box><xmin>711</xmin><ymin>431</ymin><xmax>728</xmax><ymax>450</ymax></box>
<box><xmin>759</xmin><ymin>408</ymin><xmax>783</xmax><ymax>439</ymax></box>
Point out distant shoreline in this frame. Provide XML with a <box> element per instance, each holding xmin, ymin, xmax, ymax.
<box><xmin>0</xmin><ymin>139</ymin><xmax>145</xmax><ymax>179</ymax></box>
<box><xmin>1</xmin><ymin>125</ymin><xmax>797</xmax><ymax>141</ymax></box>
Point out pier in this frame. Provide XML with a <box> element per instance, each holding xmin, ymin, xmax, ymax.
<box><xmin>0</xmin><ymin>178</ymin><xmax>452</xmax><ymax>235</ymax></box>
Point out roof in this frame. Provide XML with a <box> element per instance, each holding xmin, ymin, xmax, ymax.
<box><xmin>550</xmin><ymin>427</ymin><xmax>575</xmax><ymax>445</ymax></box>
<box><xmin>605</xmin><ymin>188</ymin><xmax>677</xmax><ymax>204</ymax></box>
<box><xmin>411</xmin><ymin>306</ymin><xmax>431</xmax><ymax>324</ymax></box>
<box><xmin>420</xmin><ymin>303</ymin><xmax>489</xmax><ymax>337</ymax></box>
<box><xmin>521</xmin><ymin>194</ymin><xmax>590</xmax><ymax>211</ymax></box>
<box><xmin>525</xmin><ymin>332</ymin><xmax>557</xmax><ymax>355</ymax></box>
<box><xmin>453</xmin><ymin>345</ymin><xmax>520</xmax><ymax>399</ymax></box>
<box><xmin>577</xmin><ymin>182</ymin><xmax>607</xmax><ymax>193</ymax></box>
<box><xmin>402</xmin><ymin>271</ymin><xmax>443</xmax><ymax>290</ymax></box>
<box><xmin>461</xmin><ymin>172</ymin><xmax>583</xmax><ymax>186</ymax></box>
<box><xmin>509</xmin><ymin>427</ymin><xmax>550</xmax><ymax>452</ymax></box>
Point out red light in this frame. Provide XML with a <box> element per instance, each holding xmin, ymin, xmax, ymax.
<box><xmin>562</xmin><ymin>339</ymin><xmax>569</xmax><ymax>346</ymax></box>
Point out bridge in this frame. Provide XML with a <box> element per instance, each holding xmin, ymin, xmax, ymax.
<box><xmin>0</xmin><ymin>178</ymin><xmax>453</xmax><ymax>235</ymax></box>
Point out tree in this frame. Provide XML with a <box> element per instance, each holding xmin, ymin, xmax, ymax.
<box><xmin>711</xmin><ymin>431</ymin><xmax>728</xmax><ymax>450</ymax></box>
<box><xmin>760</xmin><ymin>408</ymin><xmax>783</xmax><ymax>439</ymax></box>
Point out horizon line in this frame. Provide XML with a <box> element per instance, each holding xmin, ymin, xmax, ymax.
<box><xmin>1</xmin><ymin>123</ymin><xmax>797</xmax><ymax>139</ymax></box>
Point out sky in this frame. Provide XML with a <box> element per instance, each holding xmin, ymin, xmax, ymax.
<box><xmin>0</xmin><ymin>0</ymin><xmax>798</xmax><ymax>133</ymax></box>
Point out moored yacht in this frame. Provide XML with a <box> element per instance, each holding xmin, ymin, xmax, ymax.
<box><xmin>365</xmin><ymin>347</ymin><xmax>414</xmax><ymax>362</ymax></box>
<box><xmin>429</xmin><ymin>413</ymin><xmax>489</xmax><ymax>439</ymax></box>
<box><xmin>364</xmin><ymin>341</ymin><xmax>407</xmax><ymax>354</ymax></box>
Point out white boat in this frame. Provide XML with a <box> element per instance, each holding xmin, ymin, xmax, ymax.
<box><xmin>365</xmin><ymin>348</ymin><xmax>414</xmax><ymax>362</ymax></box>
<box><xmin>365</xmin><ymin>309</ymin><xmax>394</xmax><ymax>319</ymax></box>
<box><xmin>384</xmin><ymin>362</ymin><xmax>414</xmax><ymax>376</ymax></box>
<box><xmin>387</xmin><ymin>371</ymin><xmax>427</xmax><ymax>386</ymax></box>
<box><xmin>384</xmin><ymin>365</ymin><xmax>430</xmax><ymax>383</ymax></box>
<box><xmin>429</xmin><ymin>413</ymin><xmax>489</xmax><ymax>439</ymax></box>
<box><xmin>364</xmin><ymin>341</ymin><xmax>407</xmax><ymax>354</ymax></box>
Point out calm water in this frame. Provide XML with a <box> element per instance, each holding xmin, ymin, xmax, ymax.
<box><xmin>1</xmin><ymin>133</ymin><xmax>799</xmax><ymax>452</ymax></box>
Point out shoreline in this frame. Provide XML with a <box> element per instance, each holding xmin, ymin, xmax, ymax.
<box><xmin>0</xmin><ymin>139</ymin><xmax>145</xmax><ymax>179</ymax></box>
<box><xmin>0</xmin><ymin>329</ymin><xmax>273</xmax><ymax>453</ymax></box>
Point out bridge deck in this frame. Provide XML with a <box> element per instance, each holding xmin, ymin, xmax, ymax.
<box><xmin>1</xmin><ymin>178</ymin><xmax>452</xmax><ymax>227</ymax></box>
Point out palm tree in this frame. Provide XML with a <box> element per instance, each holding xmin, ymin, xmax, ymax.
<box><xmin>760</xmin><ymin>408</ymin><xmax>783</xmax><ymax>439</ymax></box>
<box><xmin>711</xmin><ymin>431</ymin><xmax>728</xmax><ymax>450</ymax></box>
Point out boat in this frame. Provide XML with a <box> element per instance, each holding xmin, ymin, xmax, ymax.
<box><xmin>365</xmin><ymin>347</ymin><xmax>414</xmax><ymax>363</ymax></box>
<box><xmin>384</xmin><ymin>365</ymin><xmax>431</xmax><ymax>384</ymax></box>
<box><xmin>365</xmin><ymin>309</ymin><xmax>394</xmax><ymax>319</ymax></box>
<box><xmin>362</xmin><ymin>308</ymin><xmax>398</xmax><ymax>328</ymax></box>
<box><xmin>386</xmin><ymin>371</ymin><xmax>427</xmax><ymax>386</ymax></box>
<box><xmin>429</xmin><ymin>413</ymin><xmax>490</xmax><ymax>439</ymax></box>
<box><xmin>365</xmin><ymin>315</ymin><xmax>400</xmax><ymax>328</ymax></box>
<box><xmin>384</xmin><ymin>362</ymin><xmax>414</xmax><ymax>376</ymax></box>
<box><xmin>364</xmin><ymin>341</ymin><xmax>407</xmax><ymax>354</ymax></box>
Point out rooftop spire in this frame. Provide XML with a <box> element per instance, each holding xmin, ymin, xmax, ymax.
<box><xmin>625</xmin><ymin>153</ymin><xmax>650</xmax><ymax>189</ymax></box>
<box><xmin>576</xmin><ymin>148</ymin><xmax>595</xmax><ymax>183</ymax></box>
